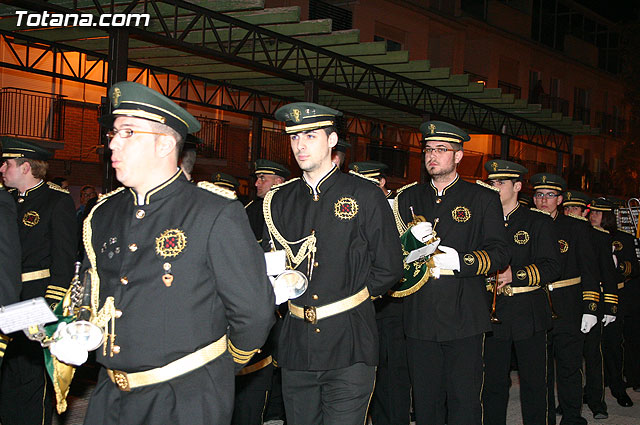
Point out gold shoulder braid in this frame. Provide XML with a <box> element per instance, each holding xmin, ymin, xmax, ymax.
<box><xmin>47</xmin><ymin>181</ymin><xmax>70</xmax><ymax>194</ymax></box>
<box><xmin>567</xmin><ymin>213</ymin><xmax>589</xmax><ymax>222</ymax></box>
<box><xmin>197</xmin><ymin>181</ymin><xmax>237</xmax><ymax>200</ymax></box>
<box><xmin>392</xmin><ymin>191</ymin><xmax>409</xmax><ymax>235</ymax></box>
<box><xmin>83</xmin><ymin>187</ymin><xmax>123</xmax><ymax>357</ymax></box>
<box><xmin>270</xmin><ymin>177</ymin><xmax>299</xmax><ymax>191</ymax></box>
<box><xmin>531</xmin><ymin>208</ymin><xmax>550</xmax><ymax>216</ymax></box>
<box><xmin>263</xmin><ymin>185</ymin><xmax>317</xmax><ymax>279</ymax></box>
<box><xmin>348</xmin><ymin>170</ymin><xmax>380</xmax><ymax>185</ymax></box>
<box><xmin>476</xmin><ymin>180</ymin><xmax>500</xmax><ymax>193</ymax></box>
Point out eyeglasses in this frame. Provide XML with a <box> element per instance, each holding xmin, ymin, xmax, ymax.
<box><xmin>533</xmin><ymin>192</ymin><xmax>560</xmax><ymax>199</ymax></box>
<box><xmin>423</xmin><ymin>147</ymin><xmax>458</xmax><ymax>155</ymax></box>
<box><xmin>106</xmin><ymin>129</ymin><xmax>167</xmax><ymax>140</ymax></box>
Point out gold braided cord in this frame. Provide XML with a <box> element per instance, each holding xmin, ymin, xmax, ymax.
<box><xmin>392</xmin><ymin>192</ymin><xmax>408</xmax><ymax>235</ymax></box>
<box><xmin>263</xmin><ymin>187</ymin><xmax>317</xmax><ymax>272</ymax></box>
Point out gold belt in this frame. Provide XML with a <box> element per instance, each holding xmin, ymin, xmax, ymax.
<box><xmin>618</xmin><ymin>282</ymin><xmax>625</xmax><ymax>290</ymax></box>
<box><xmin>237</xmin><ymin>355</ymin><xmax>273</xmax><ymax>376</ymax></box>
<box><xmin>107</xmin><ymin>335</ymin><xmax>227</xmax><ymax>391</ymax></box>
<box><xmin>439</xmin><ymin>269</ymin><xmax>455</xmax><ymax>276</ymax></box>
<box><xmin>21</xmin><ymin>269</ymin><xmax>50</xmax><ymax>282</ymax></box>
<box><xmin>289</xmin><ymin>287</ymin><xmax>370</xmax><ymax>324</ymax></box>
<box><xmin>548</xmin><ymin>277</ymin><xmax>581</xmax><ymax>291</ymax></box>
<box><xmin>486</xmin><ymin>284</ymin><xmax>541</xmax><ymax>296</ymax></box>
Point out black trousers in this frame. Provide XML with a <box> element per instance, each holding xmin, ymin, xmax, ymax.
<box><xmin>369</xmin><ymin>314</ymin><xmax>411</xmax><ymax>425</ymax></box>
<box><xmin>583</xmin><ymin>321</ymin><xmax>606</xmax><ymax>412</ymax></box>
<box><xmin>0</xmin><ymin>333</ymin><xmax>53</xmax><ymax>425</ymax></box>
<box><xmin>547</xmin><ymin>329</ymin><xmax>587</xmax><ymax>425</ymax></box>
<box><xmin>483</xmin><ymin>331</ymin><xmax>547</xmax><ymax>425</ymax></box>
<box><xmin>602</xmin><ymin>318</ymin><xmax>626</xmax><ymax>396</ymax></box>
<box><xmin>623</xmin><ymin>311</ymin><xmax>640</xmax><ymax>387</ymax></box>
<box><xmin>232</xmin><ymin>365</ymin><xmax>273</xmax><ymax>425</ymax></box>
<box><xmin>282</xmin><ymin>362</ymin><xmax>375</xmax><ymax>425</ymax></box>
<box><xmin>407</xmin><ymin>334</ymin><xmax>484</xmax><ymax>425</ymax></box>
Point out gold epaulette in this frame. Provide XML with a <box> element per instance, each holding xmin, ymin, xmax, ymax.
<box><xmin>270</xmin><ymin>177</ymin><xmax>299</xmax><ymax>191</ymax></box>
<box><xmin>197</xmin><ymin>181</ymin><xmax>237</xmax><ymax>200</ymax></box>
<box><xmin>396</xmin><ymin>181</ymin><xmax>418</xmax><ymax>195</ymax></box>
<box><xmin>244</xmin><ymin>200</ymin><xmax>254</xmax><ymax>209</ymax></box>
<box><xmin>593</xmin><ymin>225</ymin><xmax>610</xmax><ymax>234</ymax></box>
<box><xmin>47</xmin><ymin>181</ymin><xmax>70</xmax><ymax>194</ymax></box>
<box><xmin>475</xmin><ymin>180</ymin><xmax>500</xmax><ymax>193</ymax></box>
<box><xmin>567</xmin><ymin>213</ymin><xmax>589</xmax><ymax>222</ymax></box>
<box><xmin>96</xmin><ymin>186</ymin><xmax>125</xmax><ymax>204</ymax></box>
<box><xmin>348</xmin><ymin>170</ymin><xmax>380</xmax><ymax>185</ymax></box>
<box><xmin>619</xmin><ymin>229</ymin><xmax>636</xmax><ymax>237</ymax></box>
<box><xmin>531</xmin><ymin>208</ymin><xmax>551</xmax><ymax>216</ymax></box>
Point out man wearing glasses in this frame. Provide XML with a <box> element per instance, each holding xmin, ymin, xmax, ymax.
<box><xmin>530</xmin><ymin>173</ymin><xmax>600</xmax><ymax>425</ymax></box>
<box><xmin>393</xmin><ymin>121</ymin><xmax>509</xmax><ymax>425</ymax></box>
<box><xmin>51</xmin><ymin>81</ymin><xmax>276</xmax><ymax>424</ymax></box>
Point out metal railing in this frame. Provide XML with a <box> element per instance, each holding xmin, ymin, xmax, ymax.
<box><xmin>366</xmin><ymin>143</ymin><xmax>408</xmax><ymax>179</ymax></box>
<box><xmin>0</xmin><ymin>87</ymin><xmax>65</xmax><ymax>140</ymax></box>
<box><xmin>498</xmin><ymin>81</ymin><xmax>522</xmax><ymax>99</ymax></box>
<box><xmin>193</xmin><ymin>117</ymin><xmax>228</xmax><ymax>159</ymax></box>
<box><xmin>538</xmin><ymin>94</ymin><xmax>569</xmax><ymax>115</ymax></box>
<box><xmin>261</xmin><ymin>128</ymin><xmax>291</xmax><ymax>165</ymax></box>
<box><xmin>573</xmin><ymin>105</ymin><xmax>591</xmax><ymax>124</ymax></box>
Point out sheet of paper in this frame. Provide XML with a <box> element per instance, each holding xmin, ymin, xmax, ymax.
<box><xmin>264</xmin><ymin>250</ymin><xmax>287</xmax><ymax>276</ymax></box>
<box><xmin>405</xmin><ymin>239</ymin><xmax>440</xmax><ymax>263</ymax></box>
<box><xmin>0</xmin><ymin>297</ymin><xmax>57</xmax><ymax>334</ymax></box>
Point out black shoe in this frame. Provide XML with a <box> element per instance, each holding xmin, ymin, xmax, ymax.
<box><xmin>592</xmin><ymin>409</ymin><xmax>608</xmax><ymax>419</ymax></box>
<box><xmin>615</xmin><ymin>393</ymin><xmax>634</xmax><ymax>407</ymax></box>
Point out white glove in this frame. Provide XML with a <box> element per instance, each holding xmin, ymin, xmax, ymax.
<box><xmin>602</xmin><ymin>314</ymin><xmax>616</xmax><ymax>326</ymax></box>
<box><xmin>49</xmin><ymin>322</ymin><xmax>89</xmax><ymax>366</ymax></box>
<box><xmin>612</xmin><ymin>254</ymin><xmax>618</xmax><ymax>268</ymax></box>
<box><xmin>580</xmin><ymin>314</ymin><xmax>598</xmax><ymax>333</ymax></box>
<box><xmin>269</xmin><ymin>276</ymin><xmax>289</xmax><ymax>306</ymax></box>
<box><xmin>410</xmin><ymin>222</ymin><xmax>433</xmax><ymax>243</ymax></box>
<box><xmin>432</xmin><ymin>246</ymin><xmax>461</xmax><ymax>271</ymax></box>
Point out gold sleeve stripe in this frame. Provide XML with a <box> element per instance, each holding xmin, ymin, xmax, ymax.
<box><xmin>623</xmin><ymin>262</ymin><xmax>631</xmax><ymax>277</ymax></box>
<box><xmin>583</xmin><ymin>291</ymin><xmax>600</xmax><ymax>297</ymax></box>
<box><xmin>48</xmin><ymin>285</ymin><xmax>67</xmax><ymax>292</ymax></box>
<box><xmin>45</xmin><ymin>293</ymin><xmax>64</xmax><ymax>301</ymax></box>
<box><xmin>0</xmin><ymin>340</ymin><xmax>7</xmax><ymax>349</ymax></box>
<box><xmin>524</xmin><ymin>265</ymin><xmax>533</xmax><ymax>286</ymax></box>
<box><xmin>472</xmin><ymin>251</ymin><xmax>485</xmax><ymax>275</ymax></box>
<box><xmin>478</xmin><ymin>250</ymin><xmax>490</xmax><ymax>274</ymax></box>
<box><xmin>46</xmin><ymin>287</ymin><xmax>67</xmax><ymax>296</ymax></box>
<box><xmin>228</xmin><ymin>341</ymin><xmax>259</xmax><ymax>363</ymax></box>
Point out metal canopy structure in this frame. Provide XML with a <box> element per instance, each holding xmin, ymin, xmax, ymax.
<box><xmin>0</xmin><ymin>0</ymin><xmax>601</xmax><ymax>156</ymax></box>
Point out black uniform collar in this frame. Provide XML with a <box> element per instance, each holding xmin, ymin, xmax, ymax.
<box><xmin>504</xmin><ymin>203</ymin><xmax>520</xmax><ymax>221</ymax></box>
<box><xmin>302</xmin><ymin>165</ymin><xmax>339</xmax><ymax>200</ymax></box>
<box><xmin>129</xmin><ymin>169</ymin><xmax>185</xmax><ymax>206</ymax></box>
<box><xmin>429</xmin><ymin>174</ymin><xmax>459</xmax><ymax>196</ymax></box>
<box><xmin>20</xmin><ymin>180</ymin><xmax>45</xmax><ymax>197</ymax></box>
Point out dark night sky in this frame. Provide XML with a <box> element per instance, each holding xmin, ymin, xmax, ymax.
<box><xmin>575</xmin><ymin>0</ymin><xmax>640</xmax><ymax>23</ymax></box>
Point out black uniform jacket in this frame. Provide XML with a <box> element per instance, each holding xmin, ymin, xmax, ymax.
<box><xmin>83</xmin><ymin>171</ymin><xmax>275</xmax><ymax>373</ymax></box>
<box><xmin>9</xmin><ymin>181</ymin><xmax>76</xmax><ymax>304</ymax></box>
<box><xmin>489</xmin><ymin>205</ymin><xmax>560</xmax><ymax>340</ymax></box>
<box><xmin>549</xmin><ymin>214</ymin><xmax>600</xmax><ymax>331</ymax></box>
<box><xmin>263</xmin><ymin>167</ymin><xmax>404</xmax><ymax>371</ymax></box>
<box><xmin>591</xmin><ymin>226</ymin><xmax>620</xmax><ymax>316</ymax></box>
<box><xmin>0</xmin><ymin>188</ymin><xmax>20</xmax><ymax>306</ymax></box>
<box><xmin>244</xmin><ymin>198</ymin><xmax>265</xmax><ymax>242</ymax></box>
<box><xmin>394</xmin><ymin>177</ymin><xmax>510</xmax><ymax>342</ymax></box>
<box><xmin>612</xmin><ymin>229</ymin><xmax>640</xmax><ymax>315</ymax></box>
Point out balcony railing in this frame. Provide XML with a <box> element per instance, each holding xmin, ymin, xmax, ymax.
<box><xmin>573</xmin><ymin>105</ymin><xmax>591</xmax><ymax>124</ymax></box>
<box><xmin>193</xmin><ymin>117</ymin><xmax>228</xmax><ymax>159</ymax></box>
<box><xmin>0</xmin><ymin>87</ymin><xmax>65</xmax><ymax>141</ymax></box>
<box><xmin>260</xmin><ymin>128</ymin><xmax>291</xmax><ymax>165</ymax></box>
<box><xmin>538</xmin><ymin>94</ymin><xmax>569</xmax><ymax>115</ymax></box>
<box><xmin>498</xmin><ymin>81</ymin><xmax>521</xmax><ymax>99</ymax></box>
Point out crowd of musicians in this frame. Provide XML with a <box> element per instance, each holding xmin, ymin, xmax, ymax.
<box><xmin>0</xmin><ymin>82</ymin><xmax>639</xmax><ymax>425</ymax></box>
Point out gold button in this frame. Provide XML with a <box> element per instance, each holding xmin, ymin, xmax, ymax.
<box><xmin>314</xmin><ymin>262</ymin><xmax>319</xmax><ymax>267</ymax></box>
<box><xmin>120</xmin><ymin>277</ymin><xmax>128</xmax><ymax>285</ymax></box>
<box><xmin>436</xmin><ymin>198</ymin><xmax>442</xmax><ymax>204</ymax></box>
<box><xmin>112</xmin><ymin>345</ymin><xmax>121</xmax><ymax>354</ymax></box>
<box><xmin>128</xmin><ymin>244</ymin><xmax>138</xmax><ymax>252</ymax></box>
<box><xmin>17</xmin><ymin>198</ymin><xmax>24</xmax><ymax>203</ymax></box>
<box><xmin>135</xmin><ymin>209</ymin><xmax>145</xmax><ymax>219</ymax></box>
<box><xmin>315</xmin><ymin>328</ymin><xmax>320</xmax><ymax>333</ymax></box>
<box><xmin>312</xmin><ymin>294</ymin><xmax>319</xmax><ymax>300</ymax></box>
<box><xmin>115</xmin><ymin>309</ymin><xmax>123</xmax><ymax>318</ymax></box>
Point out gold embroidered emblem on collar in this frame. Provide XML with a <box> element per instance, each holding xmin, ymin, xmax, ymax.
<box><xmin>112</xmin><ymin>87</ymin><xmax>122</xmax><ymax>107</ymax></box>
<box><xmin>558</xmin><ymin>239</ymin><xmax>569</xmax><ymax>253</ymax></box>
<box><xmin>514</xmin><ymin>230</ymin><xmax>529</xmax><ymax>245</ymax></box>
<box><xmin>463</xmin><ymin>254</ymin><xmax>475</xmax><ymax>265</ymax></box>
<box><xmin>613</xmin><ymin>240</ymin><xmax>623</xmax><ymax>252</ymax></box>
<box><xmin>452</xmin><ymin>206</ymin><xmax>471</xmax><ymax>223</ymax></box>
<box><xmin>334</xmin><ymin>197</ymin><xmax>359</xmax><ymax>220</ymax></box>
<box><xmin>155</xmin><ymin>229</ymin><xmax>187</xmax><ymax>258</ymax></box>
<box><xmin>353</xmin><ymin>164</ymin><xmax>359</xmax><ymax>172</ymax></box>
<box><xmin>428</xmin><ymin>123</ymin><xmax>436</xmax><ymax>134</ymax></box>
<box><xmin>22</xmin><ymin>211</ymin><xmax>40</xmax><ymax>227</ymax></box>
<box><xmin>291</xmin><ymin>108</ymin><xmax>302</xmax><ymax>123</ymax></box>
<box><xmin>491</xmin><ymin>162</ymin><xmax>498</xmax><ymax>171</ymax></box>
<box><xmin>516</xmin><ymin>269</ymin><xmax>527</xmax><ymax>280</ymax></box>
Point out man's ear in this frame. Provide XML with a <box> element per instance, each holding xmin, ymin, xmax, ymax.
<box><xmin>328</xmin><ymin>132</ymin><xmax>338</xmax><ymax>149</ymax></box>
<box><xmin>20</xmin><ymin>161</ymin><xmax>32</xmax><ymax>176</ymax></box>
<box><xmin>156</xmin><ymin>134</ymin><xmax>178</xmax><ymax>159</ymax></box>
<box><xmin>454</xmin><ymin>148</ymin><xmax>464</xmax><ymax>164</ymax></box>
<box><xmin>513</xmin><ymin>181</ymin><xmax>522</xmax><ymax>193</ymax></box>
<box><xmin>379</xmin><ymin>176</ymin><xmax>387</xmax><ymax>189</ymax></box>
